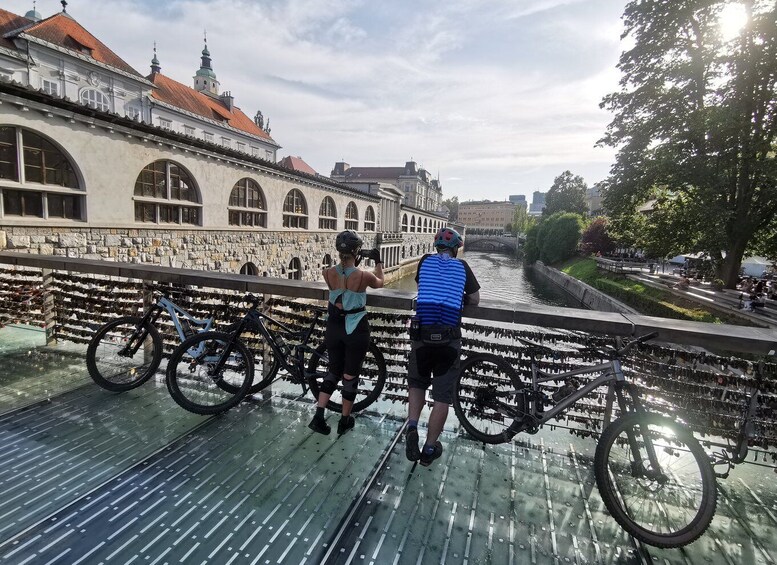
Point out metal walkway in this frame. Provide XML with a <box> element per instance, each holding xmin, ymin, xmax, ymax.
<box><xmin>0</xmin><ymin>329</ymin><xmax>776</xmax><ymax>564</ymax></box>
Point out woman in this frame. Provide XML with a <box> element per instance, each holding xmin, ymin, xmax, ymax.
<box><xmin>308</xmin><ymin>230</ymin><xmax>384</xmax><ymax>436</ymax></box>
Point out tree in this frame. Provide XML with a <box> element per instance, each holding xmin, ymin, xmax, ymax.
<box><xmin>540</xmin><ymin>213</ymin><xmax>584</xmax><ymax>264</ymax></box>
<box><xmin>543</xmin><ymin>171</ymin><xmax>588</xmax><ymax>216</ymax></box>
<box><xmin>600</xmin><ymin>0</ymin><xmax>777</xmax><ymax>287</ymax></box>
<box><xmin>581</xmin><ymin>217</ymin><xmax>616</xmax><ymax>255</ymax></box>
<box><xmin>441</xmin><ymin>196</ymin><xmax>459</xmax><ymax>222</ymax></box>
<box><xmin>512</xmin><ymin>205</ymin><xmax>536</xmax><ymax>235</ymax></box>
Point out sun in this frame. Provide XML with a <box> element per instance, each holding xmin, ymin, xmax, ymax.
<box><xmin>718</xmin><ymin>3</ymin><xmax>749</xmax><ymax>41</ymax></box>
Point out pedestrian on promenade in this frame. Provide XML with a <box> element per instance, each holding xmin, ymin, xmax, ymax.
<box><xmin>405</xmin><ymin>227</ymin><xmax>481</xmax><ymax>466</ymax></box>
<box><xmin>308</xmin><ymin>230</ymin><xmax>384</xmax><ymax>436</ymax></box>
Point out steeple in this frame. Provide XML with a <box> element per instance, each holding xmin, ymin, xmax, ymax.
<box><xmin>150</xmin><ymin>42</ymin><xmax>161</xmax><ymax>74</ymax></box>
<box><xmin>193</xmin><ymin>30</ymin><xmax>219</xmax><ymax>95</ymax></box>
<box><xmin>25</xmin><ymin>1</ymin><xmax>43</xmax><ymax>21</ymax></box>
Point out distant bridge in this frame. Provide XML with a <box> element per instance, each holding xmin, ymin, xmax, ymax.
<box><xmin>464</xmin><ymin>234</ymin><xmax>524</xmax><ymax>253</ymax></box>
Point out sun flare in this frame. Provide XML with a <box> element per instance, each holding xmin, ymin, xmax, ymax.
<box><xmin>719</xmin><ymin>3</ymin><xmax>749</xmax><ymax>41</ymax></box>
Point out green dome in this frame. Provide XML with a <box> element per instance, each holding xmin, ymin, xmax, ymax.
<box><xmin>196</xmin><ymin>67</ymin><xmax>216</xmax><ymax>79</ymax></box>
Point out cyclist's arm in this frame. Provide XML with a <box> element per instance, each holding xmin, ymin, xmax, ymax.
<box><xmin>464</xmin><ymin>290</ymin><xmax>480</xmax><ymax>305</ymax></box>
<box><xmin>363</xmin><ymin>264</ymin><xmax>384</xmax><ymax>290</ymax></box>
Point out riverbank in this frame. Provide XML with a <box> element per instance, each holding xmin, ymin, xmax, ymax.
<box><xmin>555</xmin><ymin>257</ymin><xmax>755</xmax><ymax>325</ymax></box>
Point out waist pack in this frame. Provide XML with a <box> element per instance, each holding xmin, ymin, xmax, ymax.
<box><xmin>409</xmin><ymin>320</ymin><xmax>460</xmax><ymax>346</ymax></box>
<box><xmin>328</xmin><ymin>301</ymin><xmax>366</xmax><ymax>322</ymax></box>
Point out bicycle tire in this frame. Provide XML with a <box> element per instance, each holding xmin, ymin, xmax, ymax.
<box><xmin>306</xmin><ymin>342</ymin><xmax>387</xmax><ymax>413</ymax></box>
<box><xmin>594</xmin><ymin>412</ymin><xmax>717</xmax><ymax>548</ymax></box>
<box><xmin>86</xmin><ymin>316</ymin><xmax>162</xmax><ymax>392</ymax></box>
<box><xmin>165</xmin><ymin>331</ymin><xmax>253</xmax><ymax>415</ymax></box>
<box><xmin>217</xmin><ymin>336</ymin><xmax>280</xmax><ymax>395</ymax></box>
<box><xmin>453</xmin><ymin>352</ymin><xmax>526</xmax><ymax>444</ymax></box>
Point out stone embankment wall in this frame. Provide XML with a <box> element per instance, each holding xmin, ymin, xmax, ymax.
<box><xmin>0</xmin><ymin>227</ymin><xmax>425</xmax><ymax>284</ymax></box>
<box><xmin>532</xmin><ymin>261</ymin><xmax>638</xmax><ymax>314</ymax></box>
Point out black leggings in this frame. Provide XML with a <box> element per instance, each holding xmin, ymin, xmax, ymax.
<box><xmin>325</xmin><ymin>316</ymin><xmax>370</xmax><ymax>378</ymax></box>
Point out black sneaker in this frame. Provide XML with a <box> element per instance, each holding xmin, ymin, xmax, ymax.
<box><xmin>419</xmin><ymin>441</ymin><xmax>443</xmax><ymax>467</ymax></box>
<box><xmin>308</xmin><ymin>414</ymin><xmax>331</xmax><ymax>435</ymax></box>
<box><xmin>337</xmin><ymin>415</ymin><xmax>355</xmax><ymax>435</ymax></box>
<box><xmin>405</xmin><ymin>427</ymin><xmax>421</xmax><ymax>462</ymax></box>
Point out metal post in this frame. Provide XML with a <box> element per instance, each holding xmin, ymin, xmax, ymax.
<box><xmin>41</xmin><ymin>268</ymin><xmax>56</xmax><ymax>345</ymax></box>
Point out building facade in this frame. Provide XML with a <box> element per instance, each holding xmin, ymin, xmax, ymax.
<box><xmin>529</xmin><ymin>191</ymin><xmax>546</xmax><ymax>216</ymax></box>
<box><xmin>0</xmin><ymin>6</ymin><xmax>449</xmax><ymax>280</ymax></box>
<box><xmin>457</xmin><ymin>201</ymin><xmax>516</xmax><ymax>233</ymax></box>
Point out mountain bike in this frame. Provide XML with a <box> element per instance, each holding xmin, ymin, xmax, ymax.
<box><xmin>453</xmin><ymin>332</ymin><xmax>717</xmax><ymax>549</ymax></box>
<box><xmin>165</xmin><ymin>294</ymin><xmax>387</xmax><ymax>415</ymax></box>
<box><xmin>86</xmin><ymin>290</ymin><xmax>214</xmax><ymax>392</ymax></box>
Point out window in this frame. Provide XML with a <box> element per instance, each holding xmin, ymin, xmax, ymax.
<box><xmin>42</xmin><ymin>79</ymin><xmax>59</xmax><ymax>96</ymax></box>
<box><xmin>321</xmin><ymin>254</ymin><xmax>333</xmax><ymax>269</ymax></box>
<box><xmin>228</xmin><ymin>178</ymin><xmax>266</xmax><ymax>227</ymax></box>
<box><xmin>265</xmin><ymin>150</ymin><xmax>273</xmax><ymax>161</ymax></box>
<box><xmin>79</xmin><ymin>88</ymin><xmax>110</xmax><ymax>111</ymax></box>
<box><xmin>125</xmin><ymin>106</ymin><xmax>141</xmax><ymax>121</ymax></box>
<box><xmin>251</xmin><ymin>146</ymin><xmax>260</xmax><ymax>157</ymax></box>
<box><xmin>203</xmin><ymin>132</ymin><xmax>214</xmax><ymax>143</ymax></box>
<box><xmin>287</xmin><ymin>257</ymin><xmax>302</xmax><ymax>280</ymax></box>
<box><xmin>282</xmin><ymin>189</ymin><xmax>307</xmax><ymax>229</ymax></box>
<box><xmin>133</xmin><ymin>160</ymin><xmax>200</xmax><ymax>225</ymax></box>
<box><xmin>345</xmin><ymin>201</ymin><xmax>358</xmax><ymax>230</ymax></box>
<box><xmin>158</xmin><ymin>117</ymin><xmax>172</xmax><ymax>131</ymax></box>
<box><xmin>401</xmin><ymin>214</ymin><xmax>408</xmax><ymax>232</ymax></box>
<box><xmin>410</xmin><ymin>216</ymin><xmax>416</xmax><ymax>233</ymax></box>
<box><xmin>364</xmin><ymin>206</ymin><xmax>376</xmax><ymax>231</ymax></box>
<box><xmin>240</xmin><ymin>262</ymin><xmax>258</xmax><ymax>276</ymax></box>
<box><xmin>0</xmin><ymin>127</ymin><xmax>83</xmax><ymax>220</ymax></box>
<box><xmin>319</xmin><ymin>196</ymin><xmax>337</xmax><ymax>230</ymax></box>
<box><xmin>236</xmin><ymin>142</ymin><xmax>245</xmax><ymax>152</ymax></box>
<box><xmin>423</xmin><ymin>218</ymin><xmax>428</xmax><ymax>232</ymax></box>
<box><xmin>221</xmin><ymin>137</ymin><xmax>231</xmax><ymax>148</ymax></box>
<box><xmin>184</xmin><ymin>125</ymin><xmax>195</xmax><ymax>136</ymax></box>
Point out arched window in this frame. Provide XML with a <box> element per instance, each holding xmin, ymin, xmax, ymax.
<box><xmin>240</xmin><ymin>262</ymin><xmax>258</xmax><ymax>275</ymax></box>
<box><xmin>283</xmin><ymin>189</ymin><xmax>307</xmax><ymax>229</ymax></box>
<box><xmin>133</xmin><ymin>160</ymin><xmax>201</xmax><ymax>224</ymax></box>
<box><xmin>288</xmin><ymin>257</ymin><xmax>302</xmax><ymax>280</ymax></box>
<box><xmin>401</xmin><ymin>214</ymin><xmax>408</xmax><ymax>232</ymax></box>
<box><xmin>80</xmin><ymin>88</ymin><xmax>110</xmax><ymax>112</ymax></box>
<box><xmin>345</xmin><ymin>201</ymin><xmax>358</xmax><ymax>231</ymax></box>
<box><xmin>0</xmin><ymin>126</ymin><xmax>83</xmax><ymax>220</ymax></box>
<box><xmin>364</xmin><ymin>206</ymin><xmax>376</xmax><ymax>231</ymax></box>
<box><xmin>319</xmin><ymin>196</ymin><xmax>337</xmax><ymax>230</ymax></box>
<box><xmin>410</xmin><ymin>216</ymin><xmax>416</xmax><ymax>233</ymax></box>
<box><xmin>423</xmin><ymin>218</ymin><xmax>428</xmax><ymax>232</ymax></box>
<box><xmin>321</xmin><ymin>254</ymin><xmax>333</xmax><ymax>269</ymax></box>
<box><xmin>229</xmin><ymin>178</ymin><xmax>266</xmax><ymax>227</ymax></box>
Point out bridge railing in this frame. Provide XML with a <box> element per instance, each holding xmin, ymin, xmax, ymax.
<box><xmin>0</xmin><ymin>251</ymin><xmax>775</xmax><ymax>462</ymax></box>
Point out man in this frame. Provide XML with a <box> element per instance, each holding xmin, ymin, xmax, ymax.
<box><xmin>405</xmin><ymin>227</ymin><xmax>480</xmax><ymax>466</ymax></box>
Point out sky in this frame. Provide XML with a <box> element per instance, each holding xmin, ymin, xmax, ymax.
<box><xmin>8</xmin><ymin>0</ymin><xmax>629</xmax><ymax>205</ymax></box>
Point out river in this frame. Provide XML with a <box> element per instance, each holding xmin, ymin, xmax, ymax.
<box><xmin>388</xmin><ymin>250</ymin><xmax>583</xmax><ymax>308</ymax></box>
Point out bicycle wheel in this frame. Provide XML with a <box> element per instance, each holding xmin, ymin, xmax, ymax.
<box><xmin>165</xmin><ymin>331</ymin><xmax>253</xmax><ymax>415</ymax></box>
<box><xmin>453</xmin><ymin>353</ymin><xmax>525</xmax><ymax>444</ymax></box>
<box><xmin>306</xmin><ymin>342</ymin><xmax>387</xmax><ymax>413</ymax></box>
<box><xmin>86</xmin><ymin>316</ymin><xmax>162</xmax><ymax>392</ymax></box>
<box><xmin>594</xmin><ymin>412</ymin><xmax>717</xmax><ymax>548</ymax></box>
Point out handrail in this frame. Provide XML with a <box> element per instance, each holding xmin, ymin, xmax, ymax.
<box><xmin>1</xmin><ymin>251</ymin><xmax>775</xmax><ymax>354</ymax></box>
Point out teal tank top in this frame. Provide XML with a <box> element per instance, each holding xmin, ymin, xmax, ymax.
<box><xmin>328</xmin><ymin>265</ymin><xmax>367</xmax><ymax>334</ymax></box>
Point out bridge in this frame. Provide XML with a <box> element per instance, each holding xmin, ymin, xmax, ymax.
<box><xmin>465</xmin><ymin>233</ymin><xmax>524</xmax><ymax>253</ymax></box>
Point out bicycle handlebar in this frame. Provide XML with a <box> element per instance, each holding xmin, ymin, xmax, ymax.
<box><xmin>617</xmin><ymin>331</ymin><xmax>659</xmax><ymax>356</ymax></box>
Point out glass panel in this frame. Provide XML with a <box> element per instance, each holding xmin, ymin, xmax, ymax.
<box><xmin>229</xmin><ymin>210</ymin><xmax>240</xmax><ymax>225</ymax></box>
<box><xmin>48</xmin><ymin>193</ymin><xmax>82</xmax><ymax>219</ymax></box>
<box><xmin>3</xmin><ymin>189</ymin><xmax>43</xmax><ymax>217</ymax></box>
<box><xmin>159</xmin><ymin>205</ymin><xmax>176</xmax><ymax>223</ymax></box>
<box><xmin>3</xmin><ymin>189</ymin><xmax>21</xmax><ymax>215</ymax></box>
<box><xmin>181</xmin><ymin>207</ymin><xmax>199</xmax><ymax>225</ymax></box>
<box><xmin>135</xmin><ymin>161</ymin><xmax>166</xmax><ymax>198</ymax></box>
<box><xmin>0</xmin><ymin>127</ymin><xmax>18</xmax><ymax>181</ymax></box>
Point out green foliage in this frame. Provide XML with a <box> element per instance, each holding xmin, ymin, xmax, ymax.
<box><xmin>524</xmin><ymin>223</ymin><xmax>540</xmax><ymax>263</ymax></box>
<box><xmin>544</xmin><ymin>171</ymin><xmax>588</xmax><ymax>216</ymax></box>
<box><xmin>511</xmin><ymin>205</ymin><xmax>535</xmax><ymax>235</ymax></box>
<box><xmin>527</xmin><ymin>212</ymin><xmax>584</xmax><ymax>265</ymax></box>
<box><xmin>580</xmin><ymin>217</ymin><xmax>615</xmax><ymax>255</ymax></box>
<box><xmin>441</xmin><ymin>196</ymin><xmax>459</xmax><ymax>222</ymax></box>
<box><xmin>600</xmin><ymin>0</ymin><xmax>777</xmax><ymax>286</ymax></box>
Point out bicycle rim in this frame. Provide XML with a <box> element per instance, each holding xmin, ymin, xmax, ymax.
<box><xmin>87</xmin><ymin>317</ymin><xmax>161</xmax><ymax>392</ymax></box>
<box><xmin>595</xmin><ymin>413</ymin><xmax>717</xmax><ymax>548</ymax></box>
<box><xmin>167</xmin><ymin>332</ymin><xmax>253</xmax><ymax>414</ymax></box>
<box><xmin>453</xmin><ymin>353</ymin><xmax>525</xmax><ymax>444</ymax></box>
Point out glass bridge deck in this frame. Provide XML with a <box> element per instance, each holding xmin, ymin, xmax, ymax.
<box><xmin>0</xmin><ymin>325</ymin><xmax>775</xmax><ymax>565</ymax></box>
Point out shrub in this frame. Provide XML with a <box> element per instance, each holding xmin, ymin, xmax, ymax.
<box><xmin>539</xmin><ymin>213</ymin><xmax>584</xmax><ymax>264</ymax></box>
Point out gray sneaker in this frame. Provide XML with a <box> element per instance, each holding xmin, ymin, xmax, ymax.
<box><xmin>419</xmin><ymin>441</ymin><xmax>443</xmax><ymax>467</ymax></box>
<box><xmin>405</xmin><ymin>427</ymin><xmax>421</xmax><ymax>461</ymax></box>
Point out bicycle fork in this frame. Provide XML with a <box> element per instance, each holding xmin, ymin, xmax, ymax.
<box><xmin>613</xmin><ymin>379</ymin><xmax>667</xmax><ymax>482</ymax></box>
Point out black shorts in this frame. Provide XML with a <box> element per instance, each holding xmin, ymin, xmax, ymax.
<box><xmin>407</xmin><ymin>339</ymin><xmax>461</xmax><ymax>404</ymax></box>
<box><xmin>325</xmin><ymin>316</ymin><xmax>370</xmax><ymax>378</ymax></box>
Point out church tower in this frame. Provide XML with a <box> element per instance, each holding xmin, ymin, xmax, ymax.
<box><xmin>193</xmin><ymin>34</ymin><xmax>219</xmax><ymax>96</ymax></box>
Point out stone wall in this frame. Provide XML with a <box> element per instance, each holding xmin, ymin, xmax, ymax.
<box><xmin>0</xmin><ymin>226</ymin><xmax>432</xmax><ymax>283</ymax></box>
<box><xmin>532</xmin><ymin>261</ymin><xmax>637</xmax><ymax>314</ymax></box>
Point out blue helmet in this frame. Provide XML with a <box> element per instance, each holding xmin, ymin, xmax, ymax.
<box><xmin>434</xmin><ymin>227</ymin><xmax>463</xmax><ymax>249</ymax></box>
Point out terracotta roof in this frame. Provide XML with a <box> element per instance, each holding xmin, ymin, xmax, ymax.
<box><xmin>343</xmin><ymin>167</ymin><xmax>406</xmax><ymax>180</ymax></box>
<box><xmin>279</xmin><ymin>156</ymin><xmax>317</xmax><ymax>175</ymax></box>
<box><xmin>18</xmin><ymin>13</ymin><xmax>143</xmax><ymax>78</ymax></box>
<box><xmin>0</xmin><ymin>9</ymin><xmax>33</xmax><ymax>51</ymax></box>
<box><xmin>148</xmin><ymin>72</ymin><xmax>275</xmax><ymax>142</ymax></box>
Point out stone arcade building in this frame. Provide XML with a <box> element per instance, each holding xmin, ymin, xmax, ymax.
<box><xmin>0</xmin><ymin>5</ymin><xmax>447</xmax><ymax>281</ymax></box>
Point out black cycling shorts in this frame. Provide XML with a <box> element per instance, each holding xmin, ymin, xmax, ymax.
<box><xmin>325</xmin><ymin>316</ymin><xmax>370</xmax><ymax>378</ymax></box>
<box><xmin>407</xmin><ymin>339</ymin><xmax>461</xmax><ymax>404</ymax></box>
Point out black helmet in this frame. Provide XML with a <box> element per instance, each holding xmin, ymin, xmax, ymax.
<box><xmin>335</xmin><ymin>230</ymin><xmax>362</xmax><ymax>256</ymax></box>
